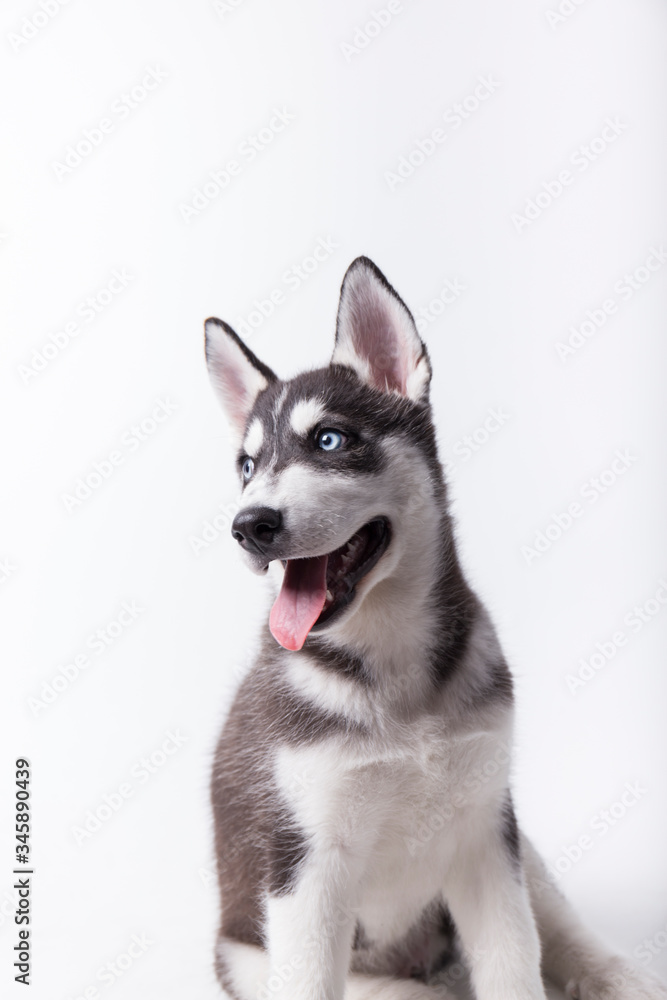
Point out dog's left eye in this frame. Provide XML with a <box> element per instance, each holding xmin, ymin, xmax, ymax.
<box><xmin>242</xmin><ymin>457</ymin><xmax>255</xmax><ymax>480</ymax></box>
<box><xmin>317</xmin><ymin>429</ymin><xmax>346</xmax><ymax>452</ymax></box>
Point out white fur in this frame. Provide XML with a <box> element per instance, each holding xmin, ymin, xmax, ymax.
<box><xmin>243</xmin><ymin>417</ymin><xmax>264</xmax><ymax>456</ymax></box>
<box><xmin>265</xmin><ymin>856</ymin><xmax>360</xmax><ymax>1000</ymax></box>
<box><xmin>261</xmin><ymin>685</ymin><xmax>545</xmax><ymax>1000</ymax></box>
<box><xmin>217</xmin><ymin>937</ymin><xmax>268</xmax><ymax>998</ymax></box>
<box><xmin>284</xmin><ymin>654</ymin><xmax>375</xmax><ymax>727</ymax></box>
<box><xmin>271</xmin><ymin>386</ymin><xmax>289</xmax><ymax>425</ymax></box>
<box><xmin>289</xmin><ymin>398</ymin><xmax>325</xmax><ymax>437</ymax></box>
<box><xmin>218</xmin><ymin>939</ymin><xmax>444</xmax><ymax>1000</ymax></box>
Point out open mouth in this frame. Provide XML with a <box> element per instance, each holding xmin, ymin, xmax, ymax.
<box><xmin>269</xmin><ymin>518</ymin><xmax>391</xmax><ymax>651</ymax></box>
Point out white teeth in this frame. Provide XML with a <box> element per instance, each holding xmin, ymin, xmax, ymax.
<box><xmin>326</xmin><ymin>589</ymin><xmax>333</xmax><ymax>601</ymax></box>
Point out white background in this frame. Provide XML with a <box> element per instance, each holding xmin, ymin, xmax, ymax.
<box><xmin>1</xmin><ymin>0</ymin><xmax>666</xmax><ymax>997</ymax></box>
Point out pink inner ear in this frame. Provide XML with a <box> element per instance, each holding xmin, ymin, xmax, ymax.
<box><xmin>352</xmin><ymin>302</ymin><xmax>415</xmax><ymax>395</ymax></box>
<box><xmin>218</xmin><ymin>359</ymin><xmax>256</xmax><ymax>433</ymax></box>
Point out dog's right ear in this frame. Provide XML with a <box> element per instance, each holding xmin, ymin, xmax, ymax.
<box><xmin>332</xmin><ymin>257</ymin><xmax>431</xmax><ymax>403</ymax></box>
<box><xmin>204</xmin><ymin>317</ymin><xmax>277</xmax><ymax>437</ymax></box>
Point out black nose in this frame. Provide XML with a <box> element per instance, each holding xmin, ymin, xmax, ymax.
<box><xmin>231</xmin><ymin>506</ymin><xmax>283</xmax><ymax>553</ymax></box>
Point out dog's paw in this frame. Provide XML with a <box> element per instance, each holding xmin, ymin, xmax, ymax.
<box><xmin>566</xmin><ymin>957</ymin><xmax>667</xmax><ymax>1000</ymax></box>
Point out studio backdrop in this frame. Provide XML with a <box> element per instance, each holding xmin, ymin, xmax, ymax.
<box><xmin>2</xmin><ymin>1</ymin><xmax>666</xmax><ymax>998</ymax></box>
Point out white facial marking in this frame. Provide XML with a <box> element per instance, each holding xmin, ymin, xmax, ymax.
<box><xmin>271</xmin><ymin>387</ymin><xmax>288</xmax><ymax>428</ymax></box>
<box><xmin>289</xmin><ymin>398</ymin><xmax>325</xmax><ymax>437</ymax></box>
<box><xmin>243</xmin><ymin>417</ymin><xmax>264</xmax><ymax>456</ymax></box>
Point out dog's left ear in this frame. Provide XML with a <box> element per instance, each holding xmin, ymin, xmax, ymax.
<box><xmin>204</xmin><ymin>317</ymin><xmax>277</xmax><ymax>437</ymax></box>
<box><xmin>332</xmin><ymin>257</ymin><xmax>431</xmax><ymax>402</ymax></box>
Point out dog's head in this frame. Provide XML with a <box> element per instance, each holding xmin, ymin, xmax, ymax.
<box><xmin>205</xmin><ymin>257</ymin><xmax>444</xmax><ymax>652</ymax></box>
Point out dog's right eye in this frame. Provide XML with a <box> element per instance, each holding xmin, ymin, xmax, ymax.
<box><xmin>317</xmin><ymin>429</ymin><xmax>346</xmax><ymax>451</ymax></box>
<box><xmin>241</xmin><ymin>457</ymin><xmax>254</xmax><ymax>480</ymax></box>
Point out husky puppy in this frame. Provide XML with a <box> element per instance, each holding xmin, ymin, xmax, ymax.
<box><xmin>204</xmin><ymin>257</ymin><xmax>665</xmax><ymax>1000</ymax></box>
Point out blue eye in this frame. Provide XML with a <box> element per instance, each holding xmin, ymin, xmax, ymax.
<box><xmin>242</xmin><ymin>457</ymin><xmax>254</xmax><ymax>480</ymax></box>
<box><xmin>317</xmin><ymin>430</ymin><xmax>345</xmax><ymax>451</ymax></box>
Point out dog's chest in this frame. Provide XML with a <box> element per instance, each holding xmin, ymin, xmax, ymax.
<box><xmin>275</xmin><ymin>716</ymin><xmax>509</xmax><ymax>881</ymax></box>
<box><xmin>273</xmin><ymin>717</ymin><xmax>509</xmax><ymax>947</ymax></box>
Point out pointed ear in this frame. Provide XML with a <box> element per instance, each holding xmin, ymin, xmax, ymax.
<box><xmin>331</xmin><ymin>257</ymin><xmax>431</xmax><ymax>402</ymax></box>
<box><xmin>204</xmin><ymin>317</ymin><xmax>277</xmax><ymax>437</ymax></box>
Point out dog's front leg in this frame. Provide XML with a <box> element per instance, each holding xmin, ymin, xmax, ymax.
<box><xmin>264</xmin><ymin>844</ymin><xmax>359</xmax><ymax>1000</ymax></box>
<box><xmin>444</xmin><ymin>822</ymin><xmax>548</xmax><ymax>1000</ymax></box>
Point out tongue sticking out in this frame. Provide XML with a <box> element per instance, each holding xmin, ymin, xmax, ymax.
<box><xmin>269</xmin><ymin>555</ymin><xmax>329</xmax><ymax>651</ymax></box>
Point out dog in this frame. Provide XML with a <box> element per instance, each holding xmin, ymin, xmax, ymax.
<box><xmin>203</xmin><ymin>257</ymin><xmax>666</xmax><ymax>1000</ymax></box>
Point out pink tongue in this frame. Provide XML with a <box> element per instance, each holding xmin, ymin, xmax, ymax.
<box><xmin>269</xmin><ymin>555</ymin><xmax>329</xmax><ymax>651</ymax></box>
